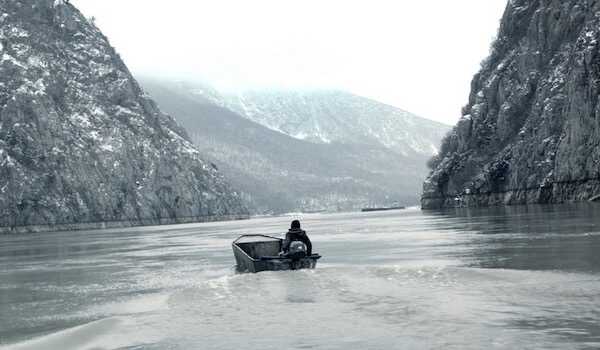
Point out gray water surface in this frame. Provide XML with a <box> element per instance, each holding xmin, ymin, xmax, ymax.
<box><xmin>1</xmin><ymin>204</ymin><xmax>600</xmax><ymax>349</ymax></box>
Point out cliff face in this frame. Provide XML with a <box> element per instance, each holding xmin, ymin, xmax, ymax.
<box><xmin>422</xmin><ymin>0</ymin><xmax>600</xmax><ymax>209</ymax></box>
<box><xmin>0</xmin><ymin>0</ymin><xmax>247</xmax><ymax>231</ymax></box>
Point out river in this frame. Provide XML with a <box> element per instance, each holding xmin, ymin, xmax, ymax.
<box><xmin>1</xmin><ymin>204</ymin><xmax>600</xmax><ymax>349</ymax></box>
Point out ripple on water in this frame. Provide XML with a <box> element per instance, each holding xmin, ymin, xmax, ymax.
<box><xmin>4</xmin><ymin>206</ymin><xmax>600</xmax><ymax>349</ymax></box>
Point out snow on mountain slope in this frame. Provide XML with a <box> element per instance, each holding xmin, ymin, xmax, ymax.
<box><xmin>211</xmin><ymin>90</ymin><xmax>451</xmax><ymax>157</ymax></box>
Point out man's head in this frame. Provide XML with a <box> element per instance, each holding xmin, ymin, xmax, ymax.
<box><xmin>291</xmin><ymin>220</ymin><xmax>301</xmax><ymax>230</ymax></box>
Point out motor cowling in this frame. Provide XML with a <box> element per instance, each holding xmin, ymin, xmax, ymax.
<box><xmin>287</xmin><ymin>241</ymin><xmax>307</xmax><ymax>260</ymax></box>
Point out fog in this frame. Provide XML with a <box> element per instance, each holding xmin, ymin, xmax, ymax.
<box><xmin>72</xmin><ymin>0</ymin><xmax>507</xmax><ymax>125</ymax></box>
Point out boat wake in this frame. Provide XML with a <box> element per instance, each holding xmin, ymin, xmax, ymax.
<box><xmin>4</xmin><ymin>265</ymin><xmax>599</xmax><ymax>350</ymax></box>
<box><xmin>3</xmin><ymin>318</ymin><xmax>123</xmax><ymax>350</ymax></box>
<box><xmin>156</xmin><ymin>265</ymin><xmax>600</xmax><ymax>349</ymax></box>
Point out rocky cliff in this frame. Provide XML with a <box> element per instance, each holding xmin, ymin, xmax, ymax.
<box><xmin>422</xmin><ymin>0</ymin><xmax>600</xmax><ymax>209</ymax></box>
<box><xmin>0</xmin><ymin>0</ymin><xmax>247</xmax><ymax>232</ymax></box>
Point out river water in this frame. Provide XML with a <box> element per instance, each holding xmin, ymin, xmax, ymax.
<box><xmin>1</xmin><ymin>204</ymin><xmax>600</xmax><ymax>349</ymax></box>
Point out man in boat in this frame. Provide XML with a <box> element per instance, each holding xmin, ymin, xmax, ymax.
<box><xmin>282</xmin><ymin>220</ymin><xmax>312</xmax><ymax>256</ymax></box>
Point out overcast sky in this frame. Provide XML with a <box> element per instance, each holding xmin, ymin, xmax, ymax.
<box><xmin>72</xmin><ymin>0</ymin><xmax>507</xmax><ymax>125</ymax></box>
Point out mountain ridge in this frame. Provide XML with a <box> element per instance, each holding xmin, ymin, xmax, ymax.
<box><xmin>139</xmin><ymin>77</ymin><xmax>446</xmax><ymax>213</ymax></box>
<box><xmin>206</xmin><ymin>88</ymin><xmax>449</xmax><ymax>157</ymax></box>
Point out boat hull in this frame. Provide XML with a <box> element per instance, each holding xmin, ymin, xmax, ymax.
<box><xmin>232</xmin><ymin>234</ymin><xmax>320</xmax><ymax>273</ymax></box>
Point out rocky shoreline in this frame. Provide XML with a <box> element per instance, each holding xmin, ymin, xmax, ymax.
<box><xmin>423</xmin><ymin>178</ymin><xmax>600</xmax><ymax>209</ymax></box>
<box><xmin>0</xmin><ymin>214</ymin><xmax>250</xmax><ymax>234</ymax></box>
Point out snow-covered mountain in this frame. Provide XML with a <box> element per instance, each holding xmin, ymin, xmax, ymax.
<box><xmin>199</xmin><ymin>89</ymin><xmax>449</xmax><ymax>157</ymax></box>
<box><xmin>140</xmin><ymin>78</ymin><xmax>450</xmax><ymax>213</ymax></box>
<box><xmin>0</xmin><ymin>0</ymin><xmax>247</xmax><ymax>232</ymax></box>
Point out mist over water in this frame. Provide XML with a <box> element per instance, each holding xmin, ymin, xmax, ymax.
<box><xmin>2</xmin><ymin>204</ymin><xmax>600</xmax><ymax>349</ymax></box>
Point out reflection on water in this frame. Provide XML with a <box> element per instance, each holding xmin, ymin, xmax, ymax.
<box><xmin>428</xmin><ymin>204</ymin><xmax>600</xmax><ymax>272</ymax></box>
<box><xmin>1</xmin><ymin>204</ymin><xmax>600</xmax><ymax>349</ymax></box>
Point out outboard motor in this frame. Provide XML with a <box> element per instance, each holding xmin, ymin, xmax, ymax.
<box><xmin>287</xmin><ymin>241</ymin><xmax>307</xmax><ymax>260</ymax></box>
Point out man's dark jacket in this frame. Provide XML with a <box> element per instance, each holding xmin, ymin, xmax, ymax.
<box><xmin>282</xmin><ymin>229</ymin><xmax>312</xmax><ymax>255</ymax></box>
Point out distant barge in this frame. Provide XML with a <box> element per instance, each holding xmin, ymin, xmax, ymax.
<box><xmin>361</xmin><ymin>206</ymin><xmax>406</xmax><ymax>213</ymax></box>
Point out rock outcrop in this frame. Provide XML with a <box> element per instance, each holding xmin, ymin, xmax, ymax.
<box><xmin>422</xmin><ymin>0</ymin><xmax>600</xmax><ymax>209</ymax></box>
<box><xmin>0</xmin><ymin>0</ymin><xmax>247</xmax><ymax>232</ymax></box>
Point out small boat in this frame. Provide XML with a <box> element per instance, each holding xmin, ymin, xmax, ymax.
<box><xmin>232</xmin><ymin>234</ymin><xmax>321</xmax><ymax>273</ymax></box>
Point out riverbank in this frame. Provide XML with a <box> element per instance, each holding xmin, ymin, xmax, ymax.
<box><xmin>0</xmin><ymin>214</ymin><xmax>250</xmax><ymax>234</ymax></box>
